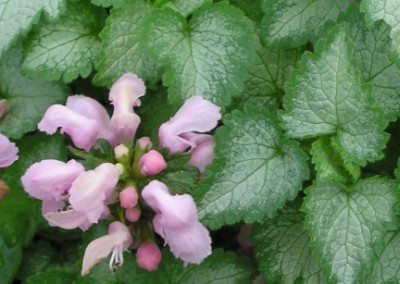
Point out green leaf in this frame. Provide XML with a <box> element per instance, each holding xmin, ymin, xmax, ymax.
<box><xmin>22</xmin><ymin>0</ymin><xmax>106</xmax><ymax>83</ymax></box>
<box><xmin>163</xmin><ymin>0</ymin><xmax>211</xmax><ymax>17</ymax></box>
<box><xmin>252</xmin><ymin>205</ymin><xmax>328</xmax><ymax>284</ymax></box>
<box><xmin>236</xmin><ymin>35</ymin><xmax>300</xmax><ymax>111</ymax></box>
<box><xmin>340</xmin><ymin>4</ymin><xmax>400</xmax><ymax>122</ymax></box>
<box><xmin>93</xmin><ymin>0</ymin><xmax>161</xmax><ymax>87</ymax></box>
<box><xmin>197</xmin><ymin>109</ymin><xmax>309</xmax><ymax>229</ymax></box>
<box><xmin>366</xmin><ymin>231</ymin><xmax>400</xmax><ymax>283</ymax></box>
<box><xmin>261</xmin><ymin>0</ymin><xmax>351</xmax><ymax>48</ymax></box>
<box><xmin>141</xmin><ymin>2</ymin><xmax>256</xmax><ymax>106</ymax></box>
<box><xmin>0</xmin><ymin>238</ymin><xmax>22</xmax><ymax>284</ymax></box>
<box><xmin>25</xmin><ymin>269</ymin><xmax>76</xmax><ymax>284</ymax></box>
<box><xmin>16</xmin><ymin>240</ymin><xmax>58</xmax><ymax>281</ymax></box>
<box><xmin>0</xmin><ymin>133</ymin><xmax>67</xmax><ymax>247</ymax></box>
<box><xmin>361</xmin><ymin>0</ymin><xmax>400</xmax><ymax>59</ymax></box>
<box><xmin>303</xmin><ymin>177</ymin><xmax>396</xmax><ymax>283</ymax></box>
<box><xmin>90</xmin><ymin>0</ymin><xmax>125</xmax><ymax>8</ymax></box>
<box><xmin>228</xmin><ymin>0</ymin><xmax>264</xmax><ymax>27</ymax></box>
<box><xmin>281</xmin><ymin>24</ymin><xmax>388</xmax><ymax>166</ymax></box>
<box><xmin>311</xmin><ymin>136</ymin><xmax>361</xmax><ymax>184</ymax></box>
<box><xmin>0</xmin><ymin>0</ymin><xmax>65</xmax><ymax>57</ymax></box>
<box><xmin>0</xmin><ymin>42</ymin><xmax>69</xmax><ymax>139</ymax></box>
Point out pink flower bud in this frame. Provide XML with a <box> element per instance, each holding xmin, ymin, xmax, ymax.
<box><xmin>125</xmin><ymin>207</ymin><xmax>141</xmax><ymax>223</ymax></box>
<box><xmin>114</xmin><ymin>144</ymin><xmax>129</xmax><ymax>160</ymax></box>
<box><xmin>139</xmin><ymin>150</ymin><xmax>167</xmax><ymax>176</ymax></box>
<box><xmin>136</xmin><ymin>242</ymin><xmax>161</xmax><ymax>271</ymax></box>
<box><xmin>119</xmin><ymin>187</ymin><xmax>138</xmax><ymax>209</ymax></box>
<box><xmin>0</xmin><ymin>99</ymin><xmax>9</xmax><ymax>118</ymax></box>
<box><xmin>137</xmin><ymin>136</ymin><xmax>152</xmax><ymax>150</ymax></box>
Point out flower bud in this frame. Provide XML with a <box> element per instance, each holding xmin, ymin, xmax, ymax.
<box><xmin>0</xmin><ymin>99</ymin><xmax>9</xmax><ymax>119</ymax></box>
<box><xmin>114</xmin><ymin>144</ymin><xmax>129</xmax><ymax>160</ymax></box>
<box><xmin>119</xmin><ymin>187</ymin><xmax>138</xmax><ymax>209</ymax></box>
<box><xmin>139</xmin><ymin>150</ymin><xmax>167</xmax><ymax>176</ymax></box>
<box><xmin>136</xmin><ymin>242</ymin><xmax>161</xmax><ymax>271</ymax></box>
<box><xmin>125</xmin><ymin>207</ymin><xmax>141</xmax><ymax>222</ymax></box>
<box><xmin>137</xmin><ymin>136</ymin><xmax>152</xmax><ymax>150</ymax></box>
<box><xmin>0</xmin><ymin>180</ymin><xmax>9</xmax><ymax>200</ymax></box>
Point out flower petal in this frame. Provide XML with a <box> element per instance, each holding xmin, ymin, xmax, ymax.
<box><xmin>44</xmin><ymin>208</ymin><xmax>91</xmax><ymax>230</ymax></box>
<box><xmin>0</xmin><ymin>133</ymin><xmax>18</xmax><ymax>168</ymax></box>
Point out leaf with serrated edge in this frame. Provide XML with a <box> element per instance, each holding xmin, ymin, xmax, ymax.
<box><xmin>281</xmin><ymin>24</ymin><xmax>388</xmax><ymax>166</ymax></box>
<box><xmin>341</xmin><ymin>4</ymin><xmax>400</xmax><ymax>121</ymax></box>
<box><xmin>0</xmin><ymin>42</ymin><xmax>69</xmax><ymax>139</ymax></box>
<box><xmin>141</xmin><ymin>2</ymin><xmax>256</xmax><ymax>106</ymax></box>
<box><xmin>197</xmin><ymin>109</ymin><xmax>309</xmax><ymax>229</ymax></box>
<box><xmin>22</xmin><ymin>1</ymin><xmax>106</xmax><ymax>83</ymax></box>
<box><xmin>163</xmin><ymin>0</ymin><xmax>211</xmax><ymax>17</ymax></box>
<box><xmin>261</xmin><ymin>0</ymin><xmax>351</xmax><ymax>48</ymax></box>
<box><xmin>93</xmin><ymin>0</ymin><xmax>161</xmax><ymax>87</ymax></box>
<box><xmin>303</xmin><ymin>178</ymin><xmax>396</xmax><ymax>283</ymax></box>
<box><xmin>252</xmin><ymin>206</ymin><xmax>328</xmax><ymax>284</ymax></box>
<box><xmin>361</xmin><ymin>0</ymin><xmax>400</xmax><ymax>59</ymax></box>
<box><xmin>365</xmin><ymin>231</ymin><xmax>400</xmax><ymax>283</ymax></box>
<box><xmin>0</xmin><ymin>0</ymin><xmax>64</xmax><ymax>57</ymax></box>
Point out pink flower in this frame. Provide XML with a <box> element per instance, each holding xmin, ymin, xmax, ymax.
<box><xmin>109</xmin><ymin>73</ymin><xmax>146</xmax><ymax>142</ymax></box>
<box><xmin>139</xmin><ymin>150</ymin><xmax>167</xmax><ymax>176</ymax></box>
<box><xmin>21</xmin><ymin>159</ymin><xmax>84</xmax><ymax>201</ymax></box>
<box><xmin>81</xmin><ymin>221</ymin><xmax>133</xmax><ymax>275</ymax></box>
<box><xmin>43</xmin><ymin>163</ymin><xmax>120</xmax><ymax>230</ymax></box>
<box><xmin>125</xmin><ymin>208</ymin><xmax>141</xmax><ymax>223</ymax></box>
<box><xmin>184</xmin><ymin>134</ymin><xmax>215</xmax><ymax>173</ymax></box>
<box><xmin>0</xmin><ymin>133</ymin><xmax>18</xmax><ymax>168</ymax></box>
<box><xmin>136</xmin><ymin>242</ymin><xmax>161</xmax><ymax>271</ymax></box>
<box><xmin>142</xmin><ymin>180</ymin><xmax>211</xmax><ymax>265</ymax></box>
<box><xmin>158</xmin><ymin>96</ymin><xmax>221</xmax><ymax>153</ymax></box>
<box><xmin>69</xmin><ymin>163</ymin><xmax>120</xmax><ymax>223</ymax></box>
<box><xmin>119</xmin><ymin>187</ymin><xmax>138</xmax><ymax>209</ymax></box>
<box><xmin>38</xmin><ymin>96</ymin><xmax>117</xmax><ymax>150</ymax></box>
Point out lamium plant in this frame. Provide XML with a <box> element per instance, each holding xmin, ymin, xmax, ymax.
<box><xmin>1</xmin><ymin>0</ymin><xmax>400</xmax><ymax>284</ymax></box>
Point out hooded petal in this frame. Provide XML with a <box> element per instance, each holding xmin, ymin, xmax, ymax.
<box><xmin>66</xmin><ymin>95</ymin><xmax>118</xmax><ymax>146</ymax></box>
<box><xmin>184</xmin><ymin>134</ymin><xmax>214</xmax><ymax>173</ymax></box>
<box><xmin>161</xmin><ymin>221</ymin><xmax>211</xmax><ymax>265</ymax></box>
<box><xmin>81</xmin><ymin>221</ymin><xmax>133</xmax><ymax>275</ymax></box>
<box><xmin>44</xmin><ymin>208</ymin><xmax>92</xmax><ymax>231</ymax></box>
<box><xmin>109</xmin><ymin>73</ymin><xmax>146</xmax><ymax>142</ymax></box>
<box><xmin>21</xmin><ymin>159</ymin><xmax>84</xmax><ymax>201</ymax></box>
<box><xmin>0</xmin><ymin>133</ymin><xmax>18</xmax><ymax>168</ymax></box>
<box><xmin>69</xmin><ymin>163</ymin><xmax>119</xmax><ymax>223</ymax></box>
<box><xmin>38</xmin><ymin>104</ymin><xmax>98</xmax><ymax>150</ymax></box>
<box><xmin>142</xmin><ymin>181</ymin><xmax>197</xmax><ymax>229</ymax></box>
<box><xmin>158</xmin><ymin>96</ymin><xmax>221</xmax><ymax>153</ymax></box>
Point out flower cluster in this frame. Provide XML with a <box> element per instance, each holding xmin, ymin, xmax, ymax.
<box><xmin>21</xmin><ymin>73</ymin><xmax>221</xmax><ymax>275</ymax></box>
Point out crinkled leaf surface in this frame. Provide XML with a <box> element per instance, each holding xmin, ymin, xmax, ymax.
<box><xmin>281</xmin><ymin>25</ymin><xmax>388</xmax><ymax>165</ymax></box>
<box><xmin>93</xmin><ymin>0</ymin><xmax>161</xmax><ymax>87</ymax></box>
<box><xmin>261</xmin><ymin>0</ymin><xmax>351</xmax><ymax>48</ymax></box>
<box><xmin>22</xmin><ymin>0</ymin><xmax>106</xmax><ymax>83</ymax></box>
<box><xmin>90</xmin><ymin>0</ymin><xmax>125</xmax><ymax>8</ymax></box>
<box><xmin>0</xmin><ymin>0</ymin><xmax>64</xmax><ymax>57</ymax></box>
<box><xmin>341</xmin><ymin>5</ymin><xmax>400</xmax><ymax>121</ymax></box>
<box><xmin>303</xmin><ymin>178</ymin><xmax>396</xmax><ymax>283</ymax></box>
<box><xmin>25</xmin><ymin>269</ymin><xmax>76</xmax><ymax>284</ymax></box>
<box><xmin>366</xmin><ymin>231</ymin><xmax>400</xmax><ymax>283</ymax></box>
<box><xmin>197</xmin><ymin>109</ymin><xmax>309</xmax><ymax>229</ymax></box>
<box><xmin>0</xmin><ymin>43</ymin><xmax>69</xmax><ymax>138</ymax></box>
<box><xmin>361</xmin><ymin>0</ymin><xmax>400</xmax><ymax>59</ymax></box>
<box><xmin>0</xmin><ymin>238</ymin><xmax>22</xmax><ymax>284</ymax></box>
<box><xmin>252</xmin><ymin>205</ymin><xmax>327</xmax><ymax>284</ymax></box>
<box><xmin>163</xmin><ymin>0</ymin><xmax>211</xmax><ymax>17</ymax></box>
<box><xmin>141</xmin><ymin>2</ymin><xmax>256</xmax><ymax>106</ymax></box>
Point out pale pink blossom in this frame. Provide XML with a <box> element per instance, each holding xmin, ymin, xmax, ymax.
<box><xmin>38</xmin><ymin>96</ymin><xmax>117</xmax><ymax>150</ymax></box>
<box><xmin>0</xmin><ymin>133</ymin><xmax>18</xmax><ymax>168</ymax></box>
<box><xmin>158</xmin><ymin>96</ymin><xmax>221</xmax><ymax>153</ymax></box>
<box><xmin>81</xmin><ymin>221</ymin><xmax>133</xmax><ymax>275</ymax></box>
<box><xmin>114</xmin><ymin>144</ymin><xmax>129</xmax><ymax>160</ymax></box>
<box><xmin>119</xmin><ymin>187</ymin><xmax>138</xmax><ymax>209</ymax></box>
<box><xmin>109</xmin><ymin>73</ymin><xmax>146</xmax><ymax>142</ymax></box>
<box><xmin>136</xmin><ymin>242</ymin><xmax>161</xmax><ymax>271</ymax></box>
<box><xmin>21</xmin><ymin>159</ymin><xmax>84</xmax><ymax>201</ymax></box>
<box><xmin>125</xmin><ymin>208</ymin><xmax>141</xmax><ymax>223</ymax></box>
<box><xmin>45</xmin><ymin>208</ymin><xmax>92</xmax><ymax>231</ymax></box>
<box><xmin>142</xmin><ymin>180</ymin><xmax>211</xmax><ymax>265</ymax></box>
<box><xmin>139</xmin><ymin>150</ymin><xmax>167</xmax><ymax>176</ymax></box>
<box><xmin>69</xmin><ymin>163</ymin><xmax>120</xmax><ymax>223</ymax></box>
<box><xmin>184</xmin><ymin>133</ymin><xmax>215</xmax><ymax>173</ymax></box>
<box><xmin>137</xmin><ymin>136</ymin><xmax>152</xmax><ymax>150</ymax></box>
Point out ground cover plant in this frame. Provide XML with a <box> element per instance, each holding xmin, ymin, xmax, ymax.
<box><xmin>1</xmin><ymin>0</ymin><xmax>400</xmax><ymax>283</ymax></box>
